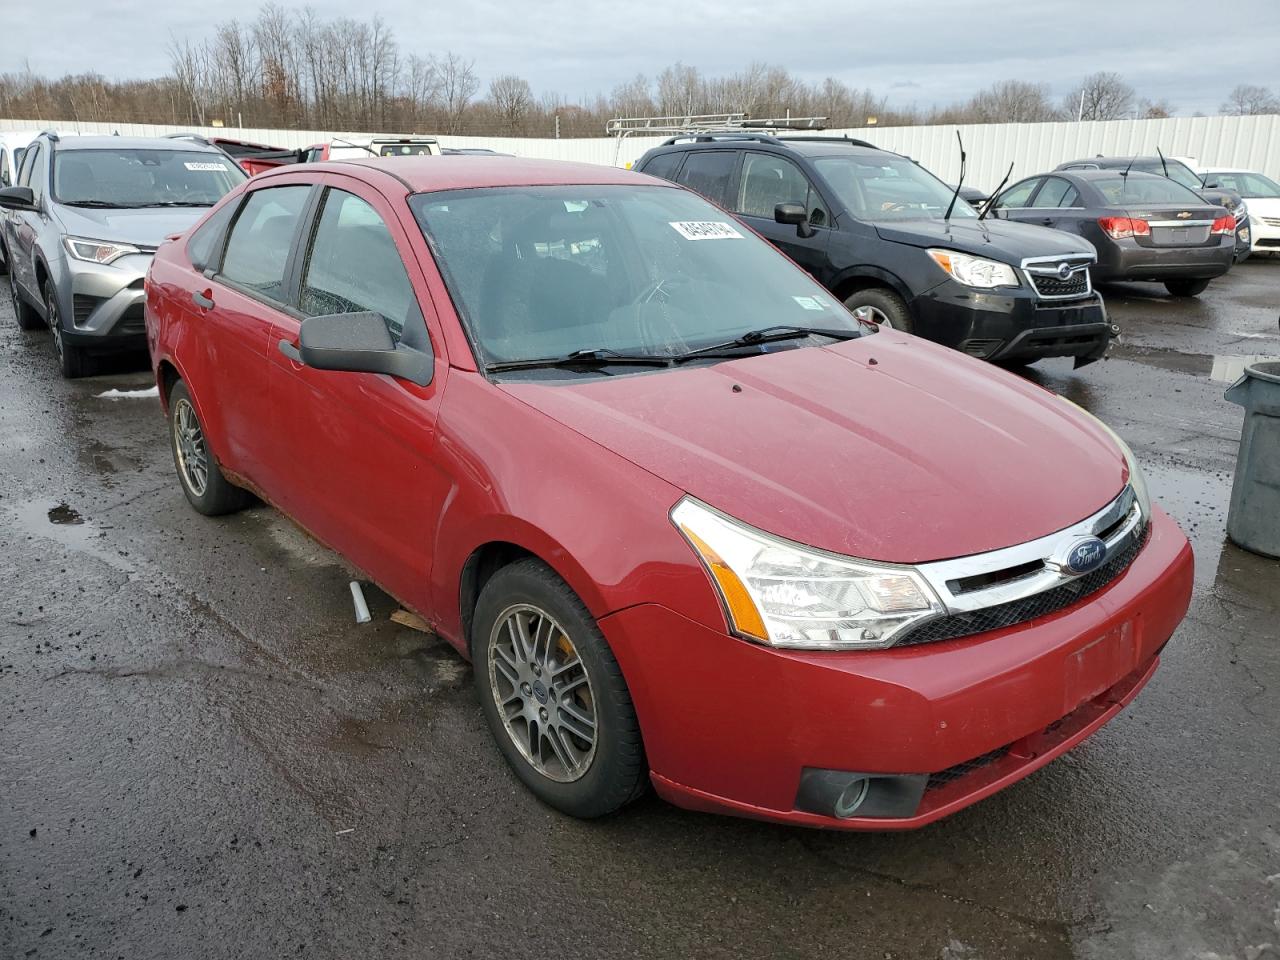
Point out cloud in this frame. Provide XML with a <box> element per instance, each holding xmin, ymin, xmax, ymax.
<box><xmin>2</xmin><ymin>0</ymin><xmax>1277</xmax><ymax>117</ymax></box>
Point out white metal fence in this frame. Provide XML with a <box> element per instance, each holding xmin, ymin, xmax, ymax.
<box><xmin>4</xmin><ymin>115</ymin><xmax>1278</xmax><ymax>190</ymax></box>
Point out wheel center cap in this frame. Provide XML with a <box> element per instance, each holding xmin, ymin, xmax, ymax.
<box><xmin>531</xmin><ymin>679</ymin><xmax>549</xmax><ymax>704</ymax></box>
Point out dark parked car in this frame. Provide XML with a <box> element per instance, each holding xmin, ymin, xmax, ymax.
<box><xmin>636</xmin><ymin>134</ymin><xmax>1113</xmax><ymax>367</ymax></box>
<box><xmin>989</xmin><ymin>170</ymin><xmax>1236</xmax><ymax>297</ymax></box>
<box><xmin>1055</xmin><ymin>156</ymin><xmax>1250</xmax><ymax>262</ymax></box>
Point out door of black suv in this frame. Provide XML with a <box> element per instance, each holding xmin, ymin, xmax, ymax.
<box><xmin>730</xmin><ymin>151</ymin><xmax>833</xmax><ymax>283</ymax></box>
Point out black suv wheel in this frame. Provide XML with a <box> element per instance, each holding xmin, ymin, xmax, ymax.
<box><xmin>844</xmin><ymin>288</ymin><xmax>914</xmax><ymax>333</ymax></box>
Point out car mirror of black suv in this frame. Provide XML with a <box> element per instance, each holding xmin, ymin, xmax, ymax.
<box><xmin>280</xmin><ymin>311</ymin><xmax>433</xmax><ymax>387</ymax></box>
<box><xmin>0</xmin><ymin>185</ymin><xmax>36</xmax><ymax>210</ymax></box>
<box><xmin>775</xmin><ymin>202</ymin><xmax>816</xmax><ymax>239</ymax></box>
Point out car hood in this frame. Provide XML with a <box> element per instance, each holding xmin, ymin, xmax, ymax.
<box><xmin>1197</xmin><ymin>187</ymin><xmax>1243</xmax><ymax>215</ymax></box>
<box><xmin>872</xmin><ymin>217</ymin><xmax>1095</xmax><ymax>261</ymax></box>
<box><xmin>501</xmin><ymin>336</ymin><xmax>1127</xmax><ymax>563</ymax></box>
<box><xmin>1245</xmin><ymin>196</ymin><xmax>1280</xmax><ymax>215</ymax></box>
<box><xmin>55</xmin><ymin>205</ymin><xmax>210</xmax><ymax>248</ymax></box>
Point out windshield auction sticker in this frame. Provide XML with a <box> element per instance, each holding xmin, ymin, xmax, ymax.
<box><xmin>184</xmin><ymin>162</ymin><xmax>229</xmax><ymax>171</ymax></box>
<box><xmin>669</xmin><ymin>221</ymin><xmax>743</xmax><ymax>240</ymax></box>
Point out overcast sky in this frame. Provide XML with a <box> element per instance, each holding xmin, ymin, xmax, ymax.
<box><xmin>4</xmin><ymin>0</ymin><xmax>1278</xmax><ymax>117</ymax></box>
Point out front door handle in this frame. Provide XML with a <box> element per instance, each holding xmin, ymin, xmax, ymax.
<box><xmin>1040</xmin><ymin>217</ymin><xmax>1055</xmax><ymax>226</ymax></box>
<box><xmin>192</xmin><ymin>289</ymin><xmax>214</xmax><ymax>309</ymax></box>
<box><xmin>277</xmin><ymin>339</ymin><xmax>302</xmax><ymax>362</ymax></box>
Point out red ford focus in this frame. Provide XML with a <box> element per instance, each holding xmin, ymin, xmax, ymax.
<box><xmin>145</xmin><ymin>157</ymin><xmax>1193</xmax><ymax>829</ymax></box>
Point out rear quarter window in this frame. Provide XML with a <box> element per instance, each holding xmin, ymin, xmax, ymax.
<box><xmin>640</xmin><ymin>151</ymin><xmax>683</xmax><ymax>182</ymax></box>
<box><xmin>675</xmin><ymin>151</ymin><xmax>736</xmax><ymax>206</ymax></box>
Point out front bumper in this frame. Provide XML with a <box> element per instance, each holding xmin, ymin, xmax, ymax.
<box><xmin>1248</xmin><ymin>214</ymin><xmax>1280</xmax><ymax>252</ymax></box>
<box><xmin>56</xmin><ymin>251</ymin><xmax>152</xmax><ymax>350</ymax></box>
<box><xmin>1092</xmin><ymin>236</ymin><xmax>1235</xmax><ymax>283</ymax></box>
<box><xmin>601</xmin><ymin>506</ymin><xmax>1193</xmax><ymax>830</ymax></box>
<box><xmin>911</xmin><ymin>279</ymin><xmax>1111</xmax><ymax>364</ymax></box>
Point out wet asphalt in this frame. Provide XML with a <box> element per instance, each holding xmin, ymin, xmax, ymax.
<box><xmin>2</xmin><ymin>261</ymin><xmax>1279</xmax><ymax>960</ymax></box>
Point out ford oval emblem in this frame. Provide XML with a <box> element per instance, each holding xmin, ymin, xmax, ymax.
<box><xmin>1064</xmin><ymin>537</ymin><xmax>1108</xmax><ymax>575</ymax></box>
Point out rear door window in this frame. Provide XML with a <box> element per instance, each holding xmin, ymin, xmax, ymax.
<box><xmin>675</xmin><ymin>151</ymin><xmax>736</xmax><ymax>205</ymax></box>
<box><xmin>1031</xmin><ymin>178</ymin><xmax>1080</xmax><ymax>208</ymax></box>
<box><xmin>219</xmin><ymin>185</ymin><xmax>312</xmax><ymax>303</ymax></box>
<box><xmin>299</xmin><ymin>189</ymin><xmax>420</xmax><ymax>344</ymax></box>
<box><xmin>187</xmin><ymin>199</ymin><xmax>242</xmax><ymax>273</ymax></box>
<box><xmin>993</xmin><ymin>178</ymin><xmax>1041</xmax><ymax>209</ymax></box>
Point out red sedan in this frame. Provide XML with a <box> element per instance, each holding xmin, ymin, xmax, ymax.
<box><xmin>144</xmin><ymin>157</ymin><xmax>1193</xmax><ymax>829</ymax></box>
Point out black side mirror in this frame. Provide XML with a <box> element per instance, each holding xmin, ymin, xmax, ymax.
<box><xmin>775</xmin><ymin>202</ymin><xmax>816</xmax><ymax>239</ymax></box>
<box><xmin>1202</xmin><ymin>180</ymin><xmax>1219</xmax><ymax>189</ymax></box>
<box><xmin>279</xmin><ymin>311</ymin><xmax>432</xmax><ymax>386</ymax></box>
<box><xmin>0</xmin><ymin>185</ymin><xmax>35</xmax><ymax>210</ymax></box>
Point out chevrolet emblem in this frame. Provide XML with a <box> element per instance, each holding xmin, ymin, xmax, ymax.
<box><xmin>1176</xmin><ymin>211</ymin><xmax>1193</xmax><ymax>219</ymax></box>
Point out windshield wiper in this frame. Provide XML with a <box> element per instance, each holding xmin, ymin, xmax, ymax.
<box><xmin>670</xmin><ymin>325</ymin><xmax>860</xmax><ymax>363</ymax></box>
<box><xmin>485</xmin><ymin>348</ymin><xmax>674</xmax><ymax>373</ymax></box>
<box><xmin>61</xmin><ymin>200</ymin><xmax>129</xmax><ymax>208</ymax></box>
<box><xmin>133</xmin><ymin>201</ymin><xmax>214</xmax><ymax>208</ymax></box>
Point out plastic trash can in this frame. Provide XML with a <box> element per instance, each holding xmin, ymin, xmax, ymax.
<box><xmin>1224</xmin><ymin>360</ymin><xmax>1280</xmax><ymax>559</ymax></box>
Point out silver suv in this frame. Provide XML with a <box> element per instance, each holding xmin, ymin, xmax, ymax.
<box><xmin>0</xmin><ymin>133</ymin><xmax>245</xmax><ymax>377</ymax></box>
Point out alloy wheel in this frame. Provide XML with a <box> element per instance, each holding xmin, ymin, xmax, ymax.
<box><xmin>851</xmin><ymin>304</ymin><xmax>892</xmax><ymax>328</ymax></box>
<box><xmin>47</xmin><ymin>293</ymin><xmax>64</xmax><ymax>360</ymax></box>
<box><xmin>172</xmin><ymin>398</ymin><xmax>209</xmax><ymax>497</ymax></box>
<box><xmin>488</xmin><ymin>603</ymin><xmax>597</xmax><ymax>783</ymax></box>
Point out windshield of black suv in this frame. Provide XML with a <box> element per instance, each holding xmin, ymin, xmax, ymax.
<box><xmin>52</xmin><ymin>149</ymin><xmax>246</xmax><ymax>207</ymax></box>
<box><xmin>813</xmin><ymin>155</ymin><xmax>977</xmax><ymax>222</ymax></box>
<box><xmin>411</xmin><ymin>184</ymin><xmax>865</xmax><ymax>369</ymax></box>
<box><xmin>1094</xmin><ymin>174</ymin><xmax>1208</xmax><ymax>206</ymax></box>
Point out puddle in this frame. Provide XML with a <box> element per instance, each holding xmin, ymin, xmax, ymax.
<box><xmin>47</xmin><ymin>502</ymin><xmax>85</xmax><ymax>525</ymax></box>
<box><xmin>1109</xmin><ymin>344</ymin><xmax>1280</xmax><ymax>383</ymax></box>
<box><xmin>1207</xmin><ymin>354</ymin><xmax>1280</xmax><ymax>384</ymax></box>
<box><xmin>10</xmin><ymin>498</ymin><xmax>135</xmax><ymax>572</ymax></box>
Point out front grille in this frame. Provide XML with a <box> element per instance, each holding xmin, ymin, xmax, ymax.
<box><xmin>926</xmin><ymin>747</ymin><xmax>1009</xmax><ymax>791</ymax></box>
<box><xmin>1263</xmin><ymin>217</ymin><xmax>1280</xmax><ymax>228</ymax></box>
<box><xmin>1030</xmin><ymin>272</ymin><xmax>1089</xmax><ymax>298</ymax></box>
<box><xmin>72</xmin><ymin>294</ymin><xmax>104</xmax><ymax>324</ymax></box>
<box><xmin>896</xmin><ymin>521</ymin><xmax>1150</xmax><ymax>647</ymax></box>
<box><xmin>1257</xmin><ymin>238</ymin><xmax>1280</xmax><ymax>248</ymax></box>
<box><xmin>959</xmin><ymin>338</ymin><xmax>1003</xmax><ymax>358</ymax></box>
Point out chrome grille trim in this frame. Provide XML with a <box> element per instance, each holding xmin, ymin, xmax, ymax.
<box><xmin>913</xmin><ymin>485</ymin><xmax>1141</xmax><ymax>617</ymax></box>
<box><xmin>1020</xmin><ymin>254</ymin><xmax>1095</xmax><ymax>301</ymax></box>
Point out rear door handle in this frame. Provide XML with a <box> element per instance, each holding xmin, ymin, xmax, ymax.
<box><xmin>1040</xmin><ymin>217</ymin><xmax>1055</xmax><ymax>226</ymax></box>
<box><xmin>192</xmin><ymin>289</ymin><xmax>214</xmax><ymax>309</ymax></box>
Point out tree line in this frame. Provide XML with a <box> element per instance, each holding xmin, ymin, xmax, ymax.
<box><xmin>0</xmin><ymin>8</ymin><xmax>1276</xmax><ymax>138</ymax></box>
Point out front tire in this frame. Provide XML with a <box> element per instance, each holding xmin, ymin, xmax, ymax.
<box><xmin>44</xmin><ymin>278</ymin><xmax>91</xmax><ymax>378</ymax></box>
<box><xmin>168</xmin><ymin>380</ymin><xmax>251</xmax><ymax>516</ymax></box>
<box><xmin>844</xmin><ymin>287</ymin><xmax>914</xmax><ymax>333</ymax></box>
<box><xmin>472</xmin><ymin>559</ymin><xmax>647</xmax><ymax>818</ymax></box>
<box><xmin>8</xmin><ymin>259</ymin><xmax>42</xmax><ymax>330</ymax></box>
<box><xmin>1164</xmin><ymin>278</ymin><xmax>1211</xmax><ymax>298</ymax></box>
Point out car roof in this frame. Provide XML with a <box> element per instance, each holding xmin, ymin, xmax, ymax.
<box><xmin>1056</xmin><ymin>169</ymin><xmax>1169</xmax><ymax>181</ymax></box>
<box><xmin>654</xmin><ymin>137</ymin><xmax>887</xmax><ymax>160</ymax></box>
<box><xmin>51</xmin><ymin>135</ymin><xmax>226</xmax><ymax>153</ymax></box>
<box><xmin>265</xmin><ymin>156</ymin><xmax>654</xmax><ymax>192</ymax></box>
<box><xmin>1058</xmin><ymin>156</ymin><xmax>1181</xmax><ymax>168</ymax></box>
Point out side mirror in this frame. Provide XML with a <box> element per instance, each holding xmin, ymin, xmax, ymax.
<box><xmin>0</xmin><ymin>185</ymin><xmax>35</xmax><ymax>210</ymax></box>
<box><xmin>280</xmin><ymin>311</ymin><xmax>432</xmax><ymax>386</ymax></box>
<box><xmin>775</xmin><ymin>202</ymin><xmax>816</xmax><ymax>239</ymax></box>
<box><xmin>1202</xmin><ymin>180</ymin><xmax>1219</xmax><ymax>189</ymax></box>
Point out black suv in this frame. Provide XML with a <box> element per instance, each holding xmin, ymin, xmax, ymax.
<box><xmin>636</xmin><ymin>135</ymin><xmax>1113</xmax><ymax>367</ymax></box>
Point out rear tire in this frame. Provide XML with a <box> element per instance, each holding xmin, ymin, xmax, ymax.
<box><xmin>1164</xmin><ymin>278</ymin><xmax>1211</xmax><ymax>298</ymax></box>
<box><xmin>8</xmin><ymin>258</ymin><xmax>42</xmax><ymax>330</ymax></box>
<box><xmin>471</xmin><ymin>558</ymin><xmax>647</xmax><ymax>818</ymax></box>
<box><xmin>844</xmin><ymin>287</ymin><xmax>914</xmax><ymax>334</ymax></box>
<box><xmin>44</xmin><ymin>278</ymin><xmax>92</xmax><ymax>378</ymax></box>
<box><xmin>168</xmin><ymin>380</ymin><xmax>251</xmax><ymax>516</ymax></box>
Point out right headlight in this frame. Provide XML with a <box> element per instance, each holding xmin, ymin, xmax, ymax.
<box><xmin>671</xmin><ymin>498</ymin><xmax>945</xmax><ymax>650</ymax></box>
<box><xmin>926</xmin><ymin>249</ymin><xmax>1020</xmax><ymax>289</ymax></box>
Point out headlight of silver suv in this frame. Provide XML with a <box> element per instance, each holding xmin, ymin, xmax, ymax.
<box><xmin>671</xmin><ymin>498</ymin><xmax>945</xmax><ymax>650</ymax></box>
<box><xmin>926</xmin><ymin>249</ymin><xmax>1020</xmax><ymax>289</ymax></box>
<box><xmin>63</xmin><ymin>236</ymin><xmax>141</xmax><ymax>265</ymax></box>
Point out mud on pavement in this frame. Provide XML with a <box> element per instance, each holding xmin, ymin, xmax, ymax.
<box><xmin>2</xmin><ymin>262</ymin><xmax>1279</xmax><ymax>960</ymax></box>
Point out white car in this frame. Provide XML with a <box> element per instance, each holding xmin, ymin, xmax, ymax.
<box><xmin>1196</xmin><ymin>167</ymin><xmax>1280</xmax><ymax>257</ymax></box>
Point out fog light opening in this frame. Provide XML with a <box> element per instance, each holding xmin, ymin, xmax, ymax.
<box><xmin>834</xmin><ymin>777</ymin><xmax>870</xmax><ymax>818</ymax></box>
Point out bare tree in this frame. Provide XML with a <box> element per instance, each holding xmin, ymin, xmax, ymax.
<box><xmin>966</xmin><ymin>80</ymin><xmax>1060</xmax><ymax>123</ymax></box>
<box><xmin>655</xmin><ymin>63</ymin><xmax>701</xmax><ymax>117</ymax></box>
<box><xmin>438</xmin><ymin>52</ymin><xmax>478</xmax><ymax>134</ymax></box>
<box><xmin>489</xmin><ymin>74</ymin><xmax>533</xmax><ymax>134</ymax></box>
<box><xmin>1064</xmin><ymin>72</ymin><xmax>1135</xmax><ymax>120</ymax></box>
<box><xmin>1139</xmin><ymin>98</ymin><xmax>1174</xmax><ymax>120</ymax></box>
<box><xmin>1222</xmin><ymin>84</ymin><xmax>1280</xmax><ymax>116</ymax></box>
